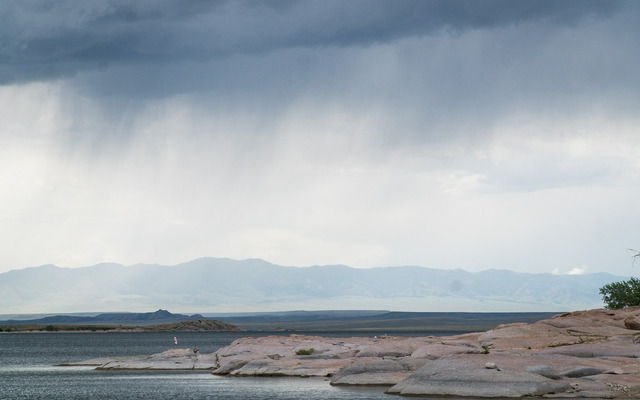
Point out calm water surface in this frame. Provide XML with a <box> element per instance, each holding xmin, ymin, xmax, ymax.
<box><xmin>1</xmin><ymin>331</ymin><xmax>454</xmax><ymax>400</ymax></box>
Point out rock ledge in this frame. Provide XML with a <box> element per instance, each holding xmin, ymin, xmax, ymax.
<box><xmin>65</xmin><ymin>307</ymin><xmax>640</xmax><ymax>398</ymax></box>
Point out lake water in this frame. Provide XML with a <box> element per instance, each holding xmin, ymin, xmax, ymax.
<box><xmin>0</xmin><ymin>330</ymin><xmax>462</xmax><ymax>400</ymax></box>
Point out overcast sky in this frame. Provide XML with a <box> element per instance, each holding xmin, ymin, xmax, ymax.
<box><xmin>1</xmin><ymin>0</ymin><xmax>639</xmax><ymax>276</ymax></box>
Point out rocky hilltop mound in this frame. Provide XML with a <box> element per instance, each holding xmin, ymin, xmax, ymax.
<box><xmin>66</xmin><ymin>307</ymin><xmax>640</xmax><ymax>398</ymax></box>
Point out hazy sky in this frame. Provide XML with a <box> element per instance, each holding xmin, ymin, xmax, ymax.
<box><xmin>1</xmin><ymin>0</ymin><xmax>639</xmax><ymax>276</ymax></box>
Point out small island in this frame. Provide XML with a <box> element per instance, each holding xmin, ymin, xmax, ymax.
<box><xmin>0</xmin><ymin>309</ymin><xmax>242</xmax><ymax>332</ymax></box>
<box><xmin>64</xmin><ymin>307</ymin><xmax>640</xmax><ymax>398</ymax></box>
<box><xmin>0</xmin><ymin>318</ymin><xmax>242</xmax><ymax>333</ymax></box>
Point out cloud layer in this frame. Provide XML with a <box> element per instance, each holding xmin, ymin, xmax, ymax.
<box><xmin>1</xmin><ymin>1</ymin><xmax>622</xmax><ymax>83</ymax></box>
<box><xmin>1</xmin><ymin>1</ymin><xmax>639</xmax><ymax>275</ymax></box>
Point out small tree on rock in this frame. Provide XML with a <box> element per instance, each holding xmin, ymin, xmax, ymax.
<box><xmin>598</xmin><ymin>249</ymin><xmax>640</xmax><ymax>310</ymax></box>
<box><xmin>600</xmin><ymin>277</ymin><xmax>640</xmax><ymax>309</ymax></box>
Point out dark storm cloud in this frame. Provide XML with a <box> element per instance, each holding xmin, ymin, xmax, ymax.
<box><xmin>0</xmin><ymin>0</ymin><xmax>624</xmax><ymax>84</ymax></box>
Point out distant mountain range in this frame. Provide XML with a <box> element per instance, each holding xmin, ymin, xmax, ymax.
<box><xmin>0</xmin><ymin>257</ymin><xmax>627</xmax><ymax>314</ymax></box>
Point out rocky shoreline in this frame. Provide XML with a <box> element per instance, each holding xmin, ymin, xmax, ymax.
<box><xmin>63</xmin><ymin>307</ymin><xmax>640</xmax><ymax>398</ymax></box>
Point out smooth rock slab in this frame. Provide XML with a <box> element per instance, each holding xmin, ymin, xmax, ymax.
<box><xmin>411</xmin><ymin>343</ymin><xmax>482</xmax><ymax>359</ymax></box>
<box><xmin>355</xmin><ymin>337</ymin><xmax>428</xmax><ymax>358</ymax></box>
<box><xmin>229</xmin><ymin>357</ymin><xmax>352</xmax><ymax>377</ymax></box>
<box><xmin>331</xmin><ymin>372</ymin><xmax>410</xmax><ymax>386</ymax></box>
<box><xmin>95</xmin><ymin>349</ymin><xmax>217</xmax><ymax>370</ymax></box>
<box><xmin>387</xmin><ymin>357</ymin><xmax>571</xmax><ymax>398</ymax></box>
<box><xmin>527</xmin><ymin>365</ymin><xmax>562</xmax><ymax>380</ymax></box>
<box><xmin>537</xmin><ymin>336</ymin><xmax>640</xmax><ymax>359</ymax></box>
<box><xmin>330</xmin><ymin>358</ymin><xmax>420</xmax><ymax>386</ymax></box>
<box><xmin>561</xmin><ymin>366</ymin><xmax>605</xmax><ymax>378</ymax></box>
<box><xmin>213</xmin><ymin>358</ymin><xmax>250</xmax><ymax>375</ymax></box>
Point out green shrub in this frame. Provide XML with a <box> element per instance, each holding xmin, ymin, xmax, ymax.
<box><xmin>295</xmin><ymin>348</ymin><xmax>315</xmax><ymax>356</ymax></box>
<box><xmin>599</xmin><ymin>277</ymin><xmax>640</xmax><ymax>309</ymax></box>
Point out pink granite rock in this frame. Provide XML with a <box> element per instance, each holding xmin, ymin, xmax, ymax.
<box><xmin>96</xmin><ymin>348</ymin><xmax>218</xmax><ymax>370</ymax></box>
<box><xmin>411</xmin><ymin>342</ymin><xmax>482</xmax><ymax>359</ymax></box>
<box><xmin>66</xmin><ymin>307</ymin><xmax>640</xmax><ymax>398</ymax></box>
<box><xmin>387</xmin><ymin>356</ymin><xmax>572</xmax><ymax>397</ymax></box>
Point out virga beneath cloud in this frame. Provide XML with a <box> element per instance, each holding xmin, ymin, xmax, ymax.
<box><xmin>0</xmin><ymin>0</ymin><xmax>638</xmax><ymax>275</ymax></box>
